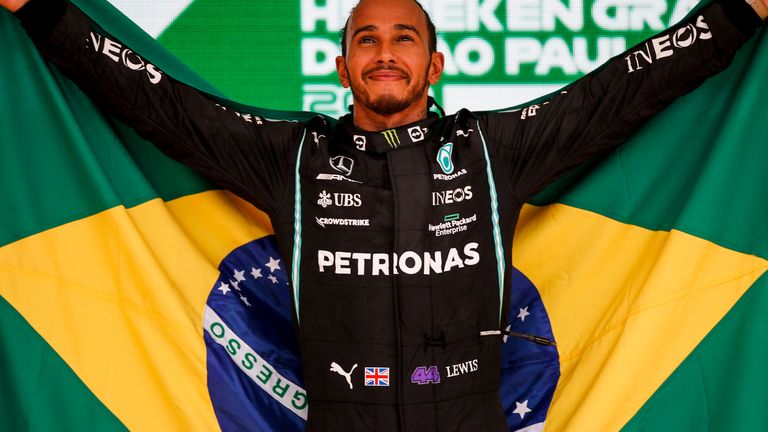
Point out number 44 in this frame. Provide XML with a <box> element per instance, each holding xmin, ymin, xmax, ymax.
<box><xmin>411</xmin><ymin>366</ymin><xmax>441</xmax><ymax>385</ymax></box>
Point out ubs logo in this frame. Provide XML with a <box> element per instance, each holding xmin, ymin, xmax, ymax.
<box><xmin>318</xmin><ymin>190</ymin><xmax>362</xmax><ymax>208</ymax></box>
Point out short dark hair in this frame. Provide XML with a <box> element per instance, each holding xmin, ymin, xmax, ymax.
<box><xmin>339</xmin><ymin>0</ymin><xmax>437</xmax><ymax>57</ymax></box>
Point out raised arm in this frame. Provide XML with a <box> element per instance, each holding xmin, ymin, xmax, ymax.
<box><xmin>481</xmin><ymin>0</ymin><xmax>766</xmax><ymax>204</ymax></box>
<box><xmin>1</xmin><ymin>0</ymin><xmax>26</xmax><ymax>12</ymax></box>
<box><xmin>3</xmin><ymin>0</ymin><xmax>309</xmax><ymax>216</ymax></box>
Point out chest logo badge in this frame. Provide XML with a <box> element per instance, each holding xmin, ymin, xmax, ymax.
<box><xmin>364</xmin><ymin>367</ymin><xmax>390</xmax><ymax>387</ymax></box>
<box><xmin>437</xmin><ymin>142</ymin><xmax>455</xmax><ymax>175</ymax></box>
<box><xmin>382</xmin><ymin>129</ymin><xmax>401</xmax><ymax>148</ymax></box>
<box><xmin>330</xmin><ymin>362</ymin><xmax>357</xmax><ymax>390</ymax></box>
<box><xmin>408</xmin><ymin>126</ymin><xmax>425</xmax><ymax>142</ymax></box>
<box><xmin>353</xmin><ymin>135</ymin><xmax>366</xmax><ymax>151</ymax></box>
<box><xmin>330</xmin><ymin>156</ymin><xmax>354</xmax><ymax>177</ymax></box>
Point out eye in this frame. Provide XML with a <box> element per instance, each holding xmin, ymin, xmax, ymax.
<box><xmin>358</xmin><ymin>36</ymin><xmax>376</xmax><ymax>45</ymax></box>
<box><xmin>398</xmin><ymin>34</ymin><xmax>415</xmax><ymax>42</ymax></box>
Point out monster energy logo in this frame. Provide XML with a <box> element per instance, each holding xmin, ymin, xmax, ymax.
<box><xmin>382</xmin><ymin>129</ymin><xmax>400</xmax><ymax>148</ymax></box>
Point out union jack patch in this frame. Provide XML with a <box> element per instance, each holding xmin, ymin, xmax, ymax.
<box><xmin>364</xmin><ymin>367</ymin><xmax>390</xmax><ymax>387</ymax></box>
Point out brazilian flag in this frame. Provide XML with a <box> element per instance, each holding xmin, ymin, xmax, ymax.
<box><xmin>1</xmin><ymin>0</ymin><xmax>767</xmax><ymax>431</ymax></box>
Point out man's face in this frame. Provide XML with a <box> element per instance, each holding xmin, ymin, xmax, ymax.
<box><xmin>336</xmin><ymin>0</ymin><xmax>444</xmax><ymax>117</ymax></box>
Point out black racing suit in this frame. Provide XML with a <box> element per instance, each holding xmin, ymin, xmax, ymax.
<box><xmin>14</xmin><ymin>0</ymin><xmax>763</xmax><ymax>430</ymax></box>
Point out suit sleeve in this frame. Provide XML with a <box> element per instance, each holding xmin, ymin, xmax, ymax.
<box><xmin>481</xmin><ymin>0</ymin><xmax>764</xmax><ymax>204</ymax></box>
<box><xmin>14</xmin><ymin>0</ymin><xmax>303</xmax><ymax>215</ymax></box>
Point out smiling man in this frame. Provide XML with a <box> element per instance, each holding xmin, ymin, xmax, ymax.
<box><xmin>3</xmin><ymin>0</ymin><xmax>768</xmax><ymax>430</ymax></box>
<box><xmin>335</xmin><ymin>0</ymin><xmax>444</xmax><ymax>130</ymax></box>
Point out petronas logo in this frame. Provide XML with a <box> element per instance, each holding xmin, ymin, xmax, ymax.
<box><xmin>381</xmin><ymin>129</ymin><xmax>400</xmax><ymax>148</ymax></box>
<box><xmin>437</xmin><ymin>143</ymin><xmax>455</xmax><ymax>174</ymax></box>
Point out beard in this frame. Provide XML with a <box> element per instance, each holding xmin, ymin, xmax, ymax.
<box><xmin>349</xmin><ymin>65</ymin><xmax>430</xmax><ymax>116</ymax></box>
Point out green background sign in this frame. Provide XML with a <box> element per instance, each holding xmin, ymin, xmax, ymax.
<box><xmin>108</xmin><ymin>0</ymin><xmax>695</xmax><ymax>116</ymax></box>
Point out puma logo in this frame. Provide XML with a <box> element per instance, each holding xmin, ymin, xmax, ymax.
<box><xmin>312</xmin><ymin>131</ymin><xmax>326</xmax><ymax>147</ymax></box>
<box><xmin>330</xmin><ymin>362</ymin><xmax>358</xmax><ymax>390</ymax></box>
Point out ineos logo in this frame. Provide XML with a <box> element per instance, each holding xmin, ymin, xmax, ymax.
<box><xmin>625</xmin><ymin>15</ymin><xmax>711</xmax><ymax>73</ymax></box>
<box><xmin>432</xmin><ymin>186</ymin><xmax>473</xmax><ymax>206</ymax></box>
<box><xmin>89</xmin><ymin>32</ymin><xmax>162</xmax><ymax>84</ymax></box>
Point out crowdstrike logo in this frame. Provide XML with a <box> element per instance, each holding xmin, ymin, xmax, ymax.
<box><xmin>316</xmin><ymin>217</ymin><xmax>370</xmax><ymax>228</ymax></box>
<box><xmin>625</xmin><ymin>15</ymin><xmax>711</xmax><ymax>73</ymax></box>
<box><xmin>88</xmin><ymin>32</ymin><xmax>162</xmax><ymax>84</ymax></box>
<box><xmin>317</xmin><ymin>243</ymin><xmax>480</xmax><ymax>276</ymax></box>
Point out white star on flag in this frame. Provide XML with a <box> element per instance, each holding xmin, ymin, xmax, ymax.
<box><xmin>517</xmin><ymin>306</ymin><xmax>530</xmax><ymax>322</ymax></box>
<box><xmin>503</xmin><ymin>324</ymin><xmax>511</xmax><ymax>343</ymax></box>
<box><xmin>268</xmin><ymin>275</ymin><xmax>279</xmax><ymax>284</ymax></box>
<box><xmin>233</xmin><ymin>269</ymin><xmax>246</xmax><ymax>282</ymax></box>
<box><xmin>230</xmin><ymin>280</ymin><xmax>241</xmax><ymax>291</ymax></box>
<box><xmin>513</xmin><ymin>400</ymin><xmax>532</xmax><ymax>419</ymax></box>
<box><xmin>266</xmin><ymin>257</ymin><xmax>281</xmax><ymax>273</ymax></box>
<box><xmin>217</xmin><ymin>282</ymin><xmax>231</xmax><ymax>295</ymax></box>
<box><xmin>251</xmin><ymin>267</ymin><xmax>263</xmax><ymax>279</ymax></box>
<box><xmin>239</xmin><ymin>295</ymin><xmax>252</xmax><ymax>307</ymax></box>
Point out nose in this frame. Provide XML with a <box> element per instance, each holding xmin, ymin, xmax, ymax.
<box><xmin>376</xmin><ymin>40</ymin><xmax>397</xmax><ymax>63</ymax></box>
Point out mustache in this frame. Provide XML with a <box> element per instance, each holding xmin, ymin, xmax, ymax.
<box><xmin>364</xmin><ymin>65</ymin><xmax>410</xmax><ymax>79</ymax></box>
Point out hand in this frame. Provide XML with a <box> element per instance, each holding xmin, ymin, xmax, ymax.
<box><xmin>750</xmin><ymin>0</ymin><xmax>768</xmax><ymax>19</ymax></box>
<box><xmin>1</xmin><ymin>0</ymin><xmax>29</xmax><ymax>12</ymax></box>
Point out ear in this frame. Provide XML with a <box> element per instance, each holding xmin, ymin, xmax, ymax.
<box><xmin>428</xmin><ymin>52</ymin><xmax>445</xmax><ymax>85</ymax></box>
<box><xmin>336</xmin><ymin>56</ymin><xmax>351</xmax><ymax>88</ymax></box>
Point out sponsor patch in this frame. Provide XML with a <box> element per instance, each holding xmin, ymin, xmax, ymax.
<box><xmin>436</xmin><ymin>142</ymin><xmax>455</xmax><ymax>174</ymax></box>
<box><xmin>317</xmin><ymin>191</ymin><xmax>362</xmax><ymax>208</ymax></box>
<box><xmin>353</xmin><ymin>135</ymin><xmax>367</xmax><ymax>151</ymax></box>
<box><xmin>364</xmin><ymin>367</ymin><xmax>390</xmax><ymax>387</ymax></box>
<box><xmin>433</xmin><ymin>168</ymin><xmax>468</xmax><ymax>181</ymax></box>
<box><xmin>432</xmin><ymin>186</ymin><xmax>473</xmax><ymax>206</ymax></box>
<box><xmin>408</xmin><ymin>126</ymin><xmax>425</xmax><ymax>142</ymax></box>
<box><xmin>625</xmin><ymin>15</ymin><xmax>711</xmax><ymax>73</ymax></box>
<box><xmin>330</xmin><ymin>362</ymin><xmax>357</xmax><ymax>390</ymax></box>
<box><xmin>455</xmin><ymin>128</ymin><xmax>474</xmax><ymax>137</ymax></box>
<box><xmin>445</xmin><ymin>359</ymin><xmax>479</xmax><ymax>378</ymax></box>
<box><xmin>315</xmin><ymin>173</ymin><xmax>362</xmax><ymax>184</ymax></box>
<box><xmin>317</xmin><ymin>243</ymin><xmax>480</xmax><ymax>276</ymax></box>
<box><xmin>381</xmin><ymin>129</ymin><xmax>400</xmax><ymax>148</ymax></box>
<box><xmin>411</xmin><ymin>366</ymin><xmax>441</xmax><ymax>385</ymax></box>
<box><xmin>88</xmin><ymin>32</ymin><xmax>162</xmax><ymax>84</ymax></box>
<box><xmin>330</xmin><ymin>156</ymin><xmax>354</xmax><ymax>176</ymax></box>
<box><xmin>428</xmin><ymin>213</ymin><xmax>477</xmax><ymax>237</ymax></box>
<box><xmin>316</xmin><ymin>217</ymin><xmax>370</xmax><ymax>228</ymax></box>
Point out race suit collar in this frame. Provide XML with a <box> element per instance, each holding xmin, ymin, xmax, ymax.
<box><xmin>337</xmin><ymin>112</ymin><xmax>440</xmax><ymax>153</ymax></box>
